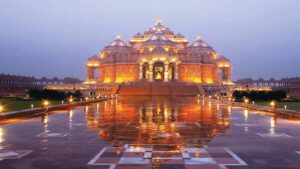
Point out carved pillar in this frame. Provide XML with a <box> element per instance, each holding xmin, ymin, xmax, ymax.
<box><xmin>148</xmin><ymin>63</ymin><xmax>153</xmax><ymax>82</ymax></box>
<box><xmin>174</xmin><ymin>63</ymin><xmax>179</xmax><ymax>80</ymax></box>
<box><xmin>87</xmin><ymin>67</ymin><xmax>95</xmax><ymax>80</ymax></box>
<box><xmin>164</xmin><ymin>62</ymin><xmax>169</xmax><ymax>82</ymax></box>
<box><xmin>139</xmin><ymin>63</ymin><xmax>143</xmax><ymax>80</ymax></box>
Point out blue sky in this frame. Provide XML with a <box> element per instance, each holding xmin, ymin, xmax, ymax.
<box><xmin>0</xmin><ymin>0</ymin><xmax>299</xmax><ymax>80</ymax></box>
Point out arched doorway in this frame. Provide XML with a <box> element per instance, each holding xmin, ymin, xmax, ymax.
<box><xmin>153</xmin><ymin>61</ymin><xmax>164</xmax><ymax>81</ymax></box>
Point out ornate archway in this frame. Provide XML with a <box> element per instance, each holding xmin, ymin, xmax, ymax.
<box><xmin>153</xmin><ymin>61</ymin><xmax>164</xmax><ymax>81</ymax></box>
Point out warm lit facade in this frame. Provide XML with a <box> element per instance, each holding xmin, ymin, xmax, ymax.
<box><xmin>85</xmin><ymin>19</ymin><xmax>232</xmax><ymax>84</ymax></box>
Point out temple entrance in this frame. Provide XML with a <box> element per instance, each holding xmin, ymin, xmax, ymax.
<box><xmin>153</xmin><ymin>62</ymin><xmax>164</xmax><ymax>81</ymax></box>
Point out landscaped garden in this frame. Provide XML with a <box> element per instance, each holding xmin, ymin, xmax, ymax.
<box><xmin>0</xmin><ymin>89</ymin><xmax>83</xmax><ymax>113</ymax></box>
<box><xmin>232</xmin><ymin>90</ymin><xmax>300</xmax><ymax>112</ymax></box>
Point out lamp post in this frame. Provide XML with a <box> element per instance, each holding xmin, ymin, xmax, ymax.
<box><xmin>68</xmin><ymin>97</ymin><xmax>73</xmax><ymax>104</ymax></box>
<box><xmin>244</xmin><ymin>98</ymin><xmax>249</xmax><ymax>108</ymax></box>
<box><xmin>270</xmin><ymin>100</ymin><xmax>276</xmax><ymax>110</ymax></box>
<box><xmin>43</xmin><ymin>100</ymin><xmax>49</xmax><ymax>108</ymax></box>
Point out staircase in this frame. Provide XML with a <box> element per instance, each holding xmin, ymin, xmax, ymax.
<box><xmin>117</xmin><ymin>82</ymin><xmax>200</xmax><ymax>96</ymax></box>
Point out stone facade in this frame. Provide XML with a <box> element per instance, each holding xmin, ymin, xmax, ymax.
<box><xmin>85</xmin><ymin>19</ymin><xmax>232</xmax><ymax>85</ymax></box>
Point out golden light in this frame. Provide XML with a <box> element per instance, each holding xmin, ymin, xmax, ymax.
<box><xmin>270</xmin><ymin>101</ymin><xmax>276</xmax><ymax>108</ymax></box>
<box><xmin>85</xmin><ymin>97</ymin><xmax>89</xmax><ymax>101</ymax></box>
<box><xmin>43</xmin><ymin>100</ymin><xmax>49</xmax><ymax>107</ymax></box>
<box><xmin>244</xmin><ymin>98</ymin><xmax>249</xmax><ymax>104</ymax></box>
<box><xmin>0</xmin><ymin>105</ymin><xmax>4</xmax><ymax>112</ymax></box>
<box><xmin>69</xmin><ymin>98</ymin><xmax>73</xmax><ymax>103</ymax></box>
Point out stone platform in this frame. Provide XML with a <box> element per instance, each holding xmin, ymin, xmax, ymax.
<box><xmin>117</xmin><ymin>82</ymin><xmax>201</xmax><ymax>96</ymax></box>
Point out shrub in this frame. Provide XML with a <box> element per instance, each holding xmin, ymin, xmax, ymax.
<box><xmin>28</xmin><ymin>89</ymin><xmax>82</xmax><ymax>100</ymax></box>
<box><xmin>233</xmin><ymin>90</ymin><xmax>287</xmax><ymax>101</ymax></box>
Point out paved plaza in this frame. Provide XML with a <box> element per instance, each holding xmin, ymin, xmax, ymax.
<box><xmin>0</xmin><ymin>97</ymin><xmax>299</xmax><ymax>169</ymax></box>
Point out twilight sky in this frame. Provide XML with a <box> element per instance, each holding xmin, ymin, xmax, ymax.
<box><xmin>0</xmin><ymin>0</ymin><xmax>299</xmax><ymax>80</ymax></box>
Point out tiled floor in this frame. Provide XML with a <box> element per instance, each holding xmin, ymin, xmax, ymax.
<box><xmin>234</xmin><ymin>123</ymin><xmax>258</xmax><ymax>127</ymax></box>
<box><xmin>0</xmin><ymin>150</ymin><xmax>32</xmax><ymax>160</ymax></box>
<box><xmin>0</xmin><ymin>97</ymin><xmax>300</xmax><ymax>169</ymax></box>
<box><xmin>88</xmin><ymin>144</ymin><xmax>247</xmax><ymax>169</ymax></box>
<box><xmin>257</xmin><ymin>133</ymin><xmax>292</xmax><ymax>138</ymax></box>
<box><xmin>36</xmin><ymin>132</ymin><xmax>70</xmax><ymax>137</ymax></box>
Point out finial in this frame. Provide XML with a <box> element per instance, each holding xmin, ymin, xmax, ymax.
<box><xmin>116</xmin><ymin>34</ymin><xmax>121</xmax><ymax>39</ymax></box>
<box><xmin>196</xmin><ymin>35</ymin><xmax>202</xmax><ymax>40</ymax></box>
<box><xmin>156</xmin><ymin>17</ymin><xmax>162</xmax><ymax>25</ymax></box>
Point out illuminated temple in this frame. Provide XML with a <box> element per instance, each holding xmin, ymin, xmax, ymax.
<box><xmin>84</xmin><ymin>19</ymin><xmax>232</xmax><ymax>85</ymax></box>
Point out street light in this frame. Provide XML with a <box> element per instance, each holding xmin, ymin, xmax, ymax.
<box><xmin>270</xmin><ymin>100</ymin><xmax>276</xmax><ymax>108</ymax></box>
<box><xmin>43</xmin><ymin>100</ymin><xmax>49</xmax><ymax>108</ymax></box>
<box><xmin>68</xmin><ymin>97</ymin><xmax>73</xmax><ymax>103</ymax></box>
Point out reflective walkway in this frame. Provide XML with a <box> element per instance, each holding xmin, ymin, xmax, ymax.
<box><xmin>0</xmin><ymin>97</ymin><xmax>299</xmax><ymax>169</ymax></box>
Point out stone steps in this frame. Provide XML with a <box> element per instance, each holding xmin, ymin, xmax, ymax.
<box><xmin>117</xmin><ymin>82</ymin><xmax>199</xmax><ymax>96</ymax></box>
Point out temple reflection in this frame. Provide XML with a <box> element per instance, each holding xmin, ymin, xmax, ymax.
<box><xmin>85</xmin><ymin>97</ymin><xmax>230</xmax><ymax>147</ymax></box>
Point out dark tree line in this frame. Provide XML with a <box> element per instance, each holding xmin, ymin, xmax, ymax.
<box><xmin>233</xmin><ymin>90</ymin><xmax>287</xmax><ymax>101</ymax></box>
<box><xmin>28</xmin><ymin>89</ymin><xmax>82</xmax><ymax>100</ymax></box>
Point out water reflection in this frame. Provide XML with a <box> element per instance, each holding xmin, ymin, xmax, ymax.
<box><xmin>41</xmin><ymin>114</ymin><xmax>49</xmax><ymax>133</ymax></box>
<box><xmin>85</xmin><ymin>97</ymin><xmax>230</xmax><ymax>147</ymax></box>
<box><xmin>0</xmin><ymin>127</ymin><xmax>4</xmax><ymax>149</ymax></box>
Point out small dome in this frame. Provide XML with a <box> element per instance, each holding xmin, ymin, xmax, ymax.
<box><xmin>132</xmin><ymin>32</ymin><xmax>143</xmax><ymax>39</ymax></box>
<box><xmin>174</xmin><ymin>33</ymin><xmax>185</xmax><ymax>38</ymax></box>
<box><xmin>149</xmin><ymin>32</ymin><xmax>169</xmax><ymax>41</ymax></box>
<box><xmin>187</xmin><ymin>36</ymin><xmax>210</xmax><ymax>48</ymax></box>
<box><xmin>144</xmin><ymin>19</ymin><xmax>174</xmax><ymax>35</ymax></box>
<box><xmin>87</xmin><ymin>54</ymin><xmax>100</xmax><ymax>61</ymax></box>
<box><xmin>217</xmin><ymin>55</ymin><xmax>230</xmax><ymax>62</ymax></box>
<box><xmin>103</xmin><ymin>35</ymin><xmax>133</xmax><ymax>52</ymax></box>
<box><xmin>143</xmin><ymin>32</ymin><xmax>174</xmax><ymax>47</ymax></box>
<box><xmin>107</xmin><ymin>36</ymin><xmax>130</xmax><ymax>47</ymax></box>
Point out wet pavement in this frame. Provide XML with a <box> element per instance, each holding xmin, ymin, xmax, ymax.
<box><xmin>0</xmin><ymin>97</ymin><xmax>299</xmax><ymax>169</ymax></box>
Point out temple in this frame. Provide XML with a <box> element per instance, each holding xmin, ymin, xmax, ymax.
<box><xmin>84</xmin><ymin>19</ymin><xmax>233</xmax><ymax>85</ymax></box>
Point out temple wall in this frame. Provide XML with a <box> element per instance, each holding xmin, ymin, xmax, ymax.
<box><xmin>100</xmin><ymin>64</ymin><xmax>139</xmax><ymax>83</ymax></box>
<box><xmin>103</xmin><ymin>65</ymin><xmax>115</xmax><ymax>83</ymax></box>
<box><xmin>178</xmin><ymin>64</ymin><xmax>202</xmax><ymax>83</ymax></box>
<box><xmin>115</xmin><ymin>64</ymin><xmax>139</xmax><ymax>83</ymax></box>
<box><xmin>202</xmin><ymin>65</ymin><xmax>217</xmax><ymax>84</ymax></box>
<box><xmin>178</xmin><ymin>64</ymin><xmax>218</xmax><ymax>84</ymax></box>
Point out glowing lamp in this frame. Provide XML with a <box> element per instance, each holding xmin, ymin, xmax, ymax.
<box><xmin>244</xmin><ymin>98</ymin><xmax>249</xmax><ymax>104</ymax></box>
<box><xmin>0</xmin><ymin>105</ymin><xmax>4</xmax><ymax>112</ymax></box>
<box><xmin>270</xmin><ymin>101</ymin><xmax>276</xmax><ymax>108</ymax></box>
<box><xmin>85</xmin><ymin>97</ymin><xmax>89</xmax><ymax>101</ymax></box>
<box><xmin>69</xmin><ymin>98</ymin><xmax>73</xmax><ymax>103</ymax></box>
<box><xmin>43</xmin><ymin>101</ymin><xmax>49</xmax><ymax>107</ymax></box>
